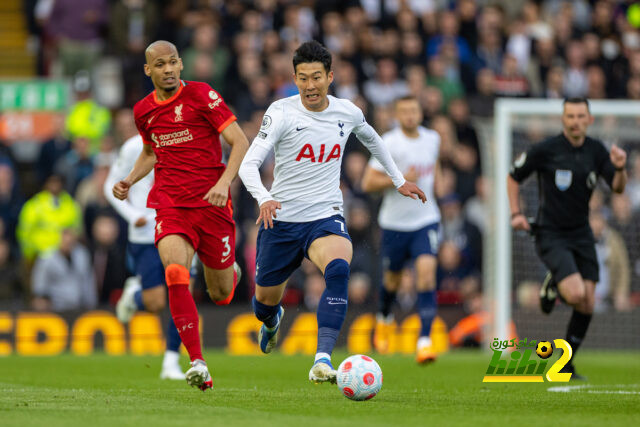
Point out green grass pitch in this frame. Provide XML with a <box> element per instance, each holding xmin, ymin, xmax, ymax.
<box><xmin>1</xmin><ymin>351</ymin><xmax>639</xmax><ymax>427</ymax></box>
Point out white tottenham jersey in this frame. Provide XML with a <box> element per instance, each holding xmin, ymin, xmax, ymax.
<box><xmin>369</xmin><ymin>126</ymin><xmax>441</xmax><ymax>231</ymax></box>
<box><xmin>240</xmin><ymin>95</ymin><xmax>405</xmax><ymax>222</ymax></box>
<box><xmin>104</xmin><ymin>135</ymin><xmax>156</xmax><ymax>244</ymax></box>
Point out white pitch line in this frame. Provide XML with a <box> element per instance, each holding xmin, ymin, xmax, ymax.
<box><xmin>548</xmin><ymin>384</ymin><xmax>640</xmax><ymax>394</ymax></box>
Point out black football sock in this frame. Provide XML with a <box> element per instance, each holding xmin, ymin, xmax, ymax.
<box><xmin>565</xmin><ymin>310</ymin><xmax>592</xmax><ymax>362</ymax></box>
<box><xmin>379</xmin><ymin>286</ymin><xmax>396</xmax><ymax>318</ymax></box>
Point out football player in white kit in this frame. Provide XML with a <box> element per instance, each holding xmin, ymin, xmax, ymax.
<box><xmin>362</xmin><ymin>96</ymin><xmax>441</xmax><ymax>364</ymax></box>
<box><xmin>239</xmin><ymin>41</ymin><xmax>425</xmax><ymax>383</ymax></box>
<box><xmin>104</xmin><ymin>135</ymin><xmax>184</xmax><ymax>380</ymax></box>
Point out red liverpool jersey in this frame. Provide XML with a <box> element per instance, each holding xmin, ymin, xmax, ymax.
<box><xmin>133</xmin><ymin>80</ymin><xmax>236</xmax><ymax>209</ymax></box>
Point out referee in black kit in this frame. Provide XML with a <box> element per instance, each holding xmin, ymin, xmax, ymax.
<box><xmin>506</xmin><ymin>98</ymin><xmax>627</xmax><ymax>380</ymax></box>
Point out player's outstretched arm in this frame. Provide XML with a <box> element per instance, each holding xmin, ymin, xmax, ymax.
<box><xmin>354</xmin><ymin>121</ymin><xmax>426</xmax><ymax>202</ymax></box>
<box><xmin>363</xmin><ymin>166</ymin><xmax>419</xmax><ymax>193</ymax></box>
<box><xmin>506</xmin><ymin>175</ymin><xmax>530</xmax><ymax>231</ymax></box>
<box><xmin>203</xmin><ymin>121</ymin><xmax>250</xmax><ymax>207</ymax></box>
<box><xmin>112</xmin><ymin>142</ymin><xmax>156</xmax><ymax>200</ymax></box>
<box><xmin>239</xmin><ymin>141</ymin><xmax>280</xmax><ymax>229</ymax></box>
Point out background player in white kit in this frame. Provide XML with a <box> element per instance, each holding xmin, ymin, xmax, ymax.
<box><xmin>239</xmin><ymin>41</ymin><xmax>425</xmax><ymax>383</ymax></box>
<box><xmin>362</xmin><ymin>96</ymin><xmax>441</xmax><ymax>364</ymax></box>
<box><xmin>104</xmin><ymin>135</ymin><xmax>184</xmax><ymax>380</ymax></box>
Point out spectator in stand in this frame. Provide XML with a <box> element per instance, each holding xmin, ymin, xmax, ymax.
<box><xmin>544</xmin><ymin>65</ymin><xmax>565</xmax><ymax>98</ymax></box>
<box><xmin>590</xmin><ymin>210</ymin><xmax>631</xmax><ymax>312</ymax></box>
<box><xmin>109</xmin><ymin>0</ymin><xmax>160</xmax><ymax>105</ymax></box>
<box><xmin>399</xmin><ymin>31</ymin><xmax>425</xmax><ymax>67</ymax></box>
<box><xmin>448</xmin><ymin>98</ymin><xmax>480</xmax><ymax>160</ymax></box>
<box><xmin>363</xmin><ymin>57</ymin><xmax>409</xmax><ymax>106</ymax></box>
<box><xmin>0</xmin><ymin>162</ymin><xmax>24</xmax><ymax>250</ymax></box>
<box><xmin>112</xmin><ymin>108</ymin><xmax>138</xmax><ymax>147</ymax></box>
<box><xmin>0</xmin><ymin>236</ymin><xmax>22</xmax><ymax>301</ymax></box>
<box><xmin>426</xmin><ymin>54</ymin><xmax>464</xmax><ymax>109</ymax></box>
<box><xmin>43</xmin><ymin>0</ymin><xmax>109</xmax><ymax>77</ymax></box>
<box><xmin>31</xmin><ymin>228</ymin><xmax>96</xmax><ymax>312</ymax></box>
<box><xmin>587</xmin><ymin>65</ymin><xmax>608</xmax><ymax>99</ymax></box>
<box><xmin>563</xmin><ymin>39</ymin><xmax>589</xmax><ymax>98</ymax></box>
<box><xmin>468</xmin><ymin>68</ymin><xmax>496</xmax><ymax>117</ymax></box>
<box><xmin>476</xmin><ymin>28</ymin><xmax>503</xmax><ymax>74</ymax></box>
<box><xmin>54</xmin><ymin>136</ymin><xmax>94</xmax><ymax>195</ymax></box>
<box><xmin>36</xmin><ymin>114</ymin><xmax>70</xmax><ymax>185</ymax></box>
<box><xmin>234</xmin><ymin>76</ymin><xmax>273</xmax><ymax>122</ymax></box>
<box><xmin>16</xmin><ymin>174</ymin><xmax>82</xmax><ymax>264</ymax></box>
<box><xmin>181</xmin><ymin>24</ymin><xmax>230</xmax><ymax>90</ymax></box>
<box><xmin>525</xmin><ymin>37</ymin><xmax>559</xmax><ymax>97</ymax></box>
<box><xmin>495</xmin><ymin>53</ymin><xmax>530</xmax><ymax>97</ymax></box>
<box><xmin>609</xmin><ymin>193</ymin><xmax>640</xmax><ymax>287</ymax></box>
<box><xmin>439</xmin><ymin>193</ymin><xmax>482</xmax><ymax>275</ymax></box>
<box><xmin>333</xmin><ymin>60</ymin><xmax>360</xmax><ymax>101</ymax></box>
<box><xmin>624</xmin><ymin>151</ymin><xmax>640</xmax><ymax>211</ymax></box>
<box><xmin>426</xmin><ymin>10</ymin><xmax>474</xmax><ymax>66</ymax></box>
<box><xmin>348</xmin><ymin>272</ymin><xmax>372</xmax><ymax>306</ymax></box>
<box><xmin>90</xmin><ymin>214</ymin><xmax>128</xmax><ymax>305</ymax></box>
<box><xmin>64</xmin><ymin>71</ymin><xmax>111</xmax><ymax>154</ymax></box>
<box><xmin>420</xmin><ymin>86</ymin><xmax>444</xmax><ymax>123</ymax></box>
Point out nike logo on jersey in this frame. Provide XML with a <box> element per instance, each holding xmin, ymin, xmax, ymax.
<box><xmin>296</xmin><ymin>126</ymin><xmax>307</xmax><ymax>131</ymax></box>
<box><xmin>148</xmin><ymin>115</ymin><xmax>156</xmax><ymax>125</ymax></box>
<box><xmin>221</xmin><ymin>254</ymin><xmax>231</xmax><ymax>263</ymax></box>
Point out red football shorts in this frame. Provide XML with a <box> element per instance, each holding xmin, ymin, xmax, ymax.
<box><xmin>155</xmin><ymin>205</ymin><xmax>236</xmax><ymax>270</ymax></box>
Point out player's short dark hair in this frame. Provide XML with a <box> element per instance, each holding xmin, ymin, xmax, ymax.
<box><xmin>394</xmin><ymin>95</ymin><xmax>419</xmax><ymax>106</ymax></box>
<box><xmin>293</xmin><ymin>41</ymin><xmax>332</xmax><ymax>73</ymax></box>
<box><xmin>563</xmin><ymin>97</ymin><xmax>590</xmax><ymax>112</ymax></box>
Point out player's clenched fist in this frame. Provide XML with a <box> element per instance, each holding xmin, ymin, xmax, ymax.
<box><xmin>203</xmin><ymin>181</ymin><xmax>230</xmax><ymax>207</ymax></box>
<box><xmin>113</xmin><ymin>180</ymin><xmax>132</xmax><ymax>200</ymax></box>
<box><xmin>257</xmin><ymin>200</ymin><xmax>282</xmax><ymax>229</ymax></box>
<box><xmin>610</xmin><ymin>144</ymin><xmax>627</xmax><ymax>169</ymax></box>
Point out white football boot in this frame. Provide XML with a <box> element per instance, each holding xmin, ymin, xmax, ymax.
<box><xmin>185</xmin><ymin>359</ymin><xmax>213</xmax><ymax>391</ymax></box>
<box><xmin>160</xmin><ymin>350</ymin><xmax>185</xmax><ymax>380</ymax></box>
<box><xmin>309</xmin><ymin>358</ymin><xmax>337</xmax><ymax>384</ymax></box>
<box><xmin>116</xmin><ymin>276</ymin><xmax>142</xmax><ymax>323</ymax></box>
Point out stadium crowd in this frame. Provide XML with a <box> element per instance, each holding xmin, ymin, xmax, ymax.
<box><xmin>2</xmin><ymin>0</ymin><xmax>639</xmax><ymax>317</ymax></box>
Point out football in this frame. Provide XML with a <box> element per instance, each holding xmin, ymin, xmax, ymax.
<box><xmin>336</xmin><ymin>355</ymin><xmax>383</xmax><ymax>401</ymax></box>
<box><xmin>536</xmin><ymin>341</ymin><xmax>553</xmax><ymax>359</ymax></box>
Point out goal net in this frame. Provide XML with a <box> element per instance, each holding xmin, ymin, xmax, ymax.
<box><xmin>481</xmin><ymin>99</ymin><xmax>640</xmax><ymax>350</ymax></box>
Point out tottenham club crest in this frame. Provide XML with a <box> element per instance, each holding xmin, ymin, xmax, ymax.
<box><xmin>338</xmin><ymin>120</ymin><xmax>344</xmax><ymax>137</ymax></box>
<box><xmin>174</xmin><ymin>104</ymin><xmax>183</xmax><ymax>122</ymax></box>
<box><xmin>555</xmin><ymin>170</ymin><xmax>572</xmax><ymax>191</ymax></box>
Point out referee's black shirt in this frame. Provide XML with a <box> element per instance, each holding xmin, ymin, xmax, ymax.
<box><xmin>510</xmin><ymin>133</ymin><xmax>616</xmax><ymax>231</ymax></box>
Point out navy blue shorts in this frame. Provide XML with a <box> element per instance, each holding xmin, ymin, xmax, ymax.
<box><xmin>128</xmin><ymin>243</ymin><xmax>165</xmax><ymax>289</ymax></box>
<box><xmin>255</xmin><ymin>215</ymin><xmax>351</xmax><ymax>287</ymax></box>
<box><xmin>382</xmin><ymin>222</ymin><xmax>440</xmax><ymax>272</ymax></box>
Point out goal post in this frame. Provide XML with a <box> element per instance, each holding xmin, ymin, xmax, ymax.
<box><xmin>486</xmin><ymin>98</ymin><xmax>640</xmax><ymax>347</ymax></box>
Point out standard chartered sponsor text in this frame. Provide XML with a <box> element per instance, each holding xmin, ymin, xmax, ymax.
<box><xmin>152</xmin><ymin>129</ymin><xmax>194</xmax><ymax>147</ymax></box>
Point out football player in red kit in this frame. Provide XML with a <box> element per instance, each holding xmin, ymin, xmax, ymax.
<box><xmin>113</xmin><ymin>40</ymin><xmax>249</xmax><ymax>391</ymax></box>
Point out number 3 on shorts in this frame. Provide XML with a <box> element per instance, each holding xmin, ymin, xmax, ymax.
<box><xmin>221</xmin><ymin>236</ymin><xmax>231</xmax><ymax>257</ymax></box>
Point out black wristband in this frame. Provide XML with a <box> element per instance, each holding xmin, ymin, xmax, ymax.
<box><xmin>615</xmin><ymin>166</ymin><xmax>625</xmax><ymax>172</ymax></box>
<box><xmin>511</xmin><ymin>212</ymin><xmax>523</xmax><ymax>219</ymax></box>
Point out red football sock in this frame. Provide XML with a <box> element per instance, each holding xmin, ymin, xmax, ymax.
<box><xmin>166</xmin><ymin>263</ymin><xmax>203</xmax><ymax>362</ymax></box>
<box><xmin>215</xmin><ymin>269</ymin><xmax>237</xmax><ymax>306</ymax></box>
